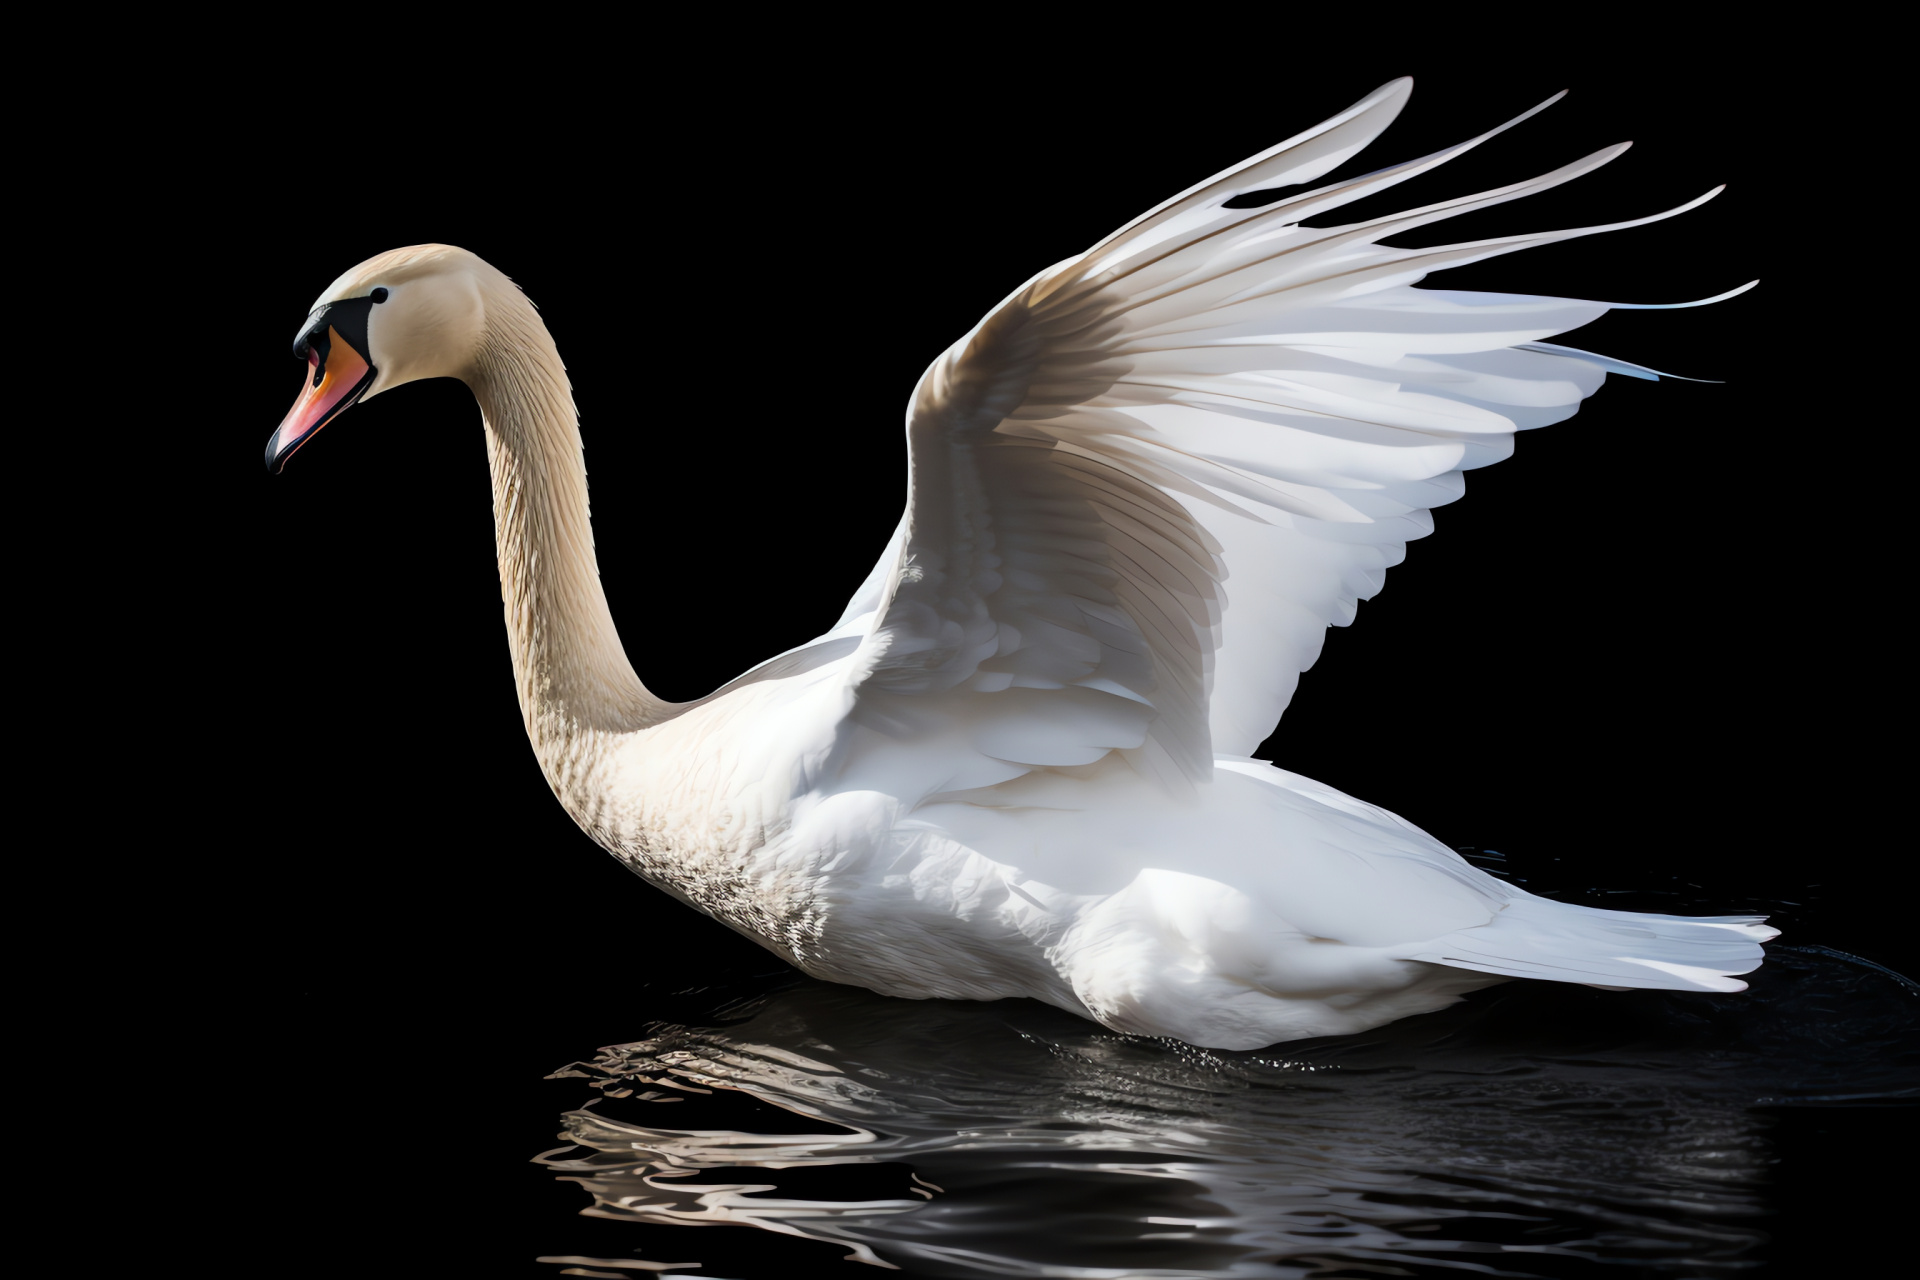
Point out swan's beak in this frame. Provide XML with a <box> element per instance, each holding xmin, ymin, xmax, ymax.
<box><xmin>265</xmin><ymin>325</ymin><xmax>376</xmax><ymax>473</ymax></box>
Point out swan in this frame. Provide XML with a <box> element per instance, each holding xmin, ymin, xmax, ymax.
<box><xmin>264</xmin><ymin>80</ymin><xmax>1773</xmax><ymax>1050</ymax></box>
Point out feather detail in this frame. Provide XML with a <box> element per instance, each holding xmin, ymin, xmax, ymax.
<box><xmin>839</xmin><ymin>80</ymin><xmax>1749</xmax><ymax>790</ymax></box>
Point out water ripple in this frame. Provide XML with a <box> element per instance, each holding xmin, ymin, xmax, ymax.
<box><xmin>535</xmin><ymin>946</ymin><xmax>1918</xmax><ymax>1277</ymax></box>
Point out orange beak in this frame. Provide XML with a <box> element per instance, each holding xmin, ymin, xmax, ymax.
<box><xmin>264</xmin><ymin>325</ymin><xmax>375</xmax><ymax>472</ymax></box>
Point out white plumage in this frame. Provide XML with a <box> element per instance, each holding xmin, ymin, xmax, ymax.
<box><xmin>269</xmin><ymin>79</ymin><xmax>1771</xmax><ymax>1049</ymax></box>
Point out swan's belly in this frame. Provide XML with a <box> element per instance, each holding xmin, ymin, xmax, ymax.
<box><xmin>577</xmin><ymin>719</ymin><xmax>1514</xmax><ymax>1046</ymax></box>
<box><xmin>564</xmin><ymin>743</ymin><xmax>1065</xmax><ymax>1003</ymax></box>
<box><xmin>795</xmin><ymin>828</ymin><xmax>1082</xmax><ymax>1006</ymax></box>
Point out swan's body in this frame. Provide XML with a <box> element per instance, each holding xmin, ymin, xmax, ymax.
<box><xmin>268</xmin><ymin>81</ymin><xmax>1772</xmax><ymax>1049</ymax></box>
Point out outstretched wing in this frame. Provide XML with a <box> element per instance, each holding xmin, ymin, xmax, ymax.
<box><xmin>836</xmin><ymin>79</ymin><xmax>1748</xmax><ymax>797</ymax></box>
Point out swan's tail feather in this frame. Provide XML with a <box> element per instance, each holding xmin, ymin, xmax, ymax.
<box><xmin>1399</xmin><ymin>894</ymin><xmax>1778</xmax><ymax>993</ymax></box>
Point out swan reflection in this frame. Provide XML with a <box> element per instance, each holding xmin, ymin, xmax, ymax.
<box><xmin>537</xmin><ymin>947</ymin><xmax>1916</xmax><ymax>1276</ymax></box>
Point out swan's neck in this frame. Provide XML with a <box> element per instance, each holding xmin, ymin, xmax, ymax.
<box><xmin>470</xmin><ymin>291</ymin><xmax>671</xmax><ymax>797</ymax></box>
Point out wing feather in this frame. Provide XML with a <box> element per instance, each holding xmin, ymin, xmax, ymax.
<box><xmin>833</xmin><ymin>80</ymin><xmax>1748</xmax><ymax>797</ymax></box>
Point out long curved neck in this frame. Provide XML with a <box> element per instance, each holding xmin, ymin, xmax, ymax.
<box><xmin>469</xmin><ymin>286</ymin><xmax>672</xmax><ymax>794</ymax></box>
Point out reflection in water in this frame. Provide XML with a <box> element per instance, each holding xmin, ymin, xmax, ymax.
<box><xmin>536</xmin><ymin>948</ymin><xmax>1917</xmax><ymax>1277</ymax></box>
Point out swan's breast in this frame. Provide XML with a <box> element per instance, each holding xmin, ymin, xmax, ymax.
<box><xmin>561</xmin><ymin>670</ymin><xmax>861</xmax><ymax>965</ymax></box>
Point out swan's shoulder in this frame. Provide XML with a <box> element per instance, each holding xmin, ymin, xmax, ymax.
<box><xmin>616</xmin><ymin>637</ymin><xmax>863</xmax><ymax>795</ymax></box>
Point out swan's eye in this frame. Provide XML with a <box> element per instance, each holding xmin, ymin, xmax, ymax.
<box><xmin>370</xmin><ymin>287</ymin><xmax>390</xmax><ymax>304</ymax></box>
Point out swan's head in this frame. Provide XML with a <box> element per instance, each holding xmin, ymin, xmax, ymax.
<box><xmin>265</xmin><ymin>244</ymin><xmax>489</xmax><ymax>472</ymax></box>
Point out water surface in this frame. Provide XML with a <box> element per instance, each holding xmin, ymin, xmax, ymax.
<box><xmin>527</xmin><ymin>946</ymin><xmax>1917</xmax><ymax>1277</ymax></box>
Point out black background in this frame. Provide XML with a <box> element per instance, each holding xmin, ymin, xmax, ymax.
<box><xmin>60</xmin><ymin>25</ymin><xmax>1904</xmax><ymax>1278</ymax></box>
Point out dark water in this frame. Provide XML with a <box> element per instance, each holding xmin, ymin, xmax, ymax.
<box><xmin>525</xmin><ymin>946</ymin><xmax>1917</xmax><ymax>1278</ymax></box>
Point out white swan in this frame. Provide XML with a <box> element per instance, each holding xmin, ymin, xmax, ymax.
<box><xmin>265</xmin><ymin>80</ymin><xmax>1773</xmax><ymax>1050</ymax></box>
